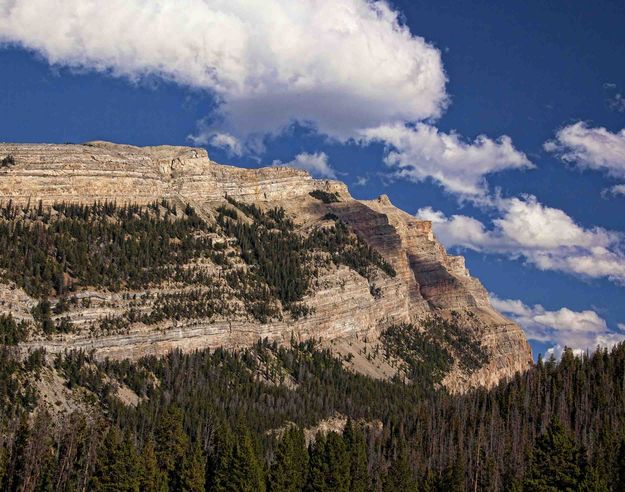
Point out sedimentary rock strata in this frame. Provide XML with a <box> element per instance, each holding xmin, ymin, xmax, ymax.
<box><xmin>0</xmin><ymin>141</ymin><xmax>532</xmax><ymax>390</ymax></box>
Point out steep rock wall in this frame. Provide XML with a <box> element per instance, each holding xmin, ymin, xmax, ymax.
<box><xmin>0</xmin><ymin>141</ymin><xmax>532</xmax><ymax>390</ymax></box>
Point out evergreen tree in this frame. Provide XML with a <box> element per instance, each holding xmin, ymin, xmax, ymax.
<box><xmin>155</xmin><ymin>406</ymin><xmax>188</xmax><ymax>489</ymax></box>
<box><xmin>343</xmin><ymin>420</ymin><xmax>369</xmax><ymax>492</ymax></box>
<box><xmin>307</xmin><ymin>434</ymin><xmax>329</xmax><ymax>492</ymax></box>
<box><xmin>615</xmin><ymin>440</ymin><xmax>625</xmax><ymax>492</ymax></box>
<box><xmin>90</xmin><ymin>427</ymin><xmax>140</xmax><ymax>491</ymax></box>
<box><xmin>180</xmin><ymin>442</ymin><xmax>206</xmax><ymax>492</ymax></box>
<box><xmin>324</xmin><ymin>431</ymin><xmax>350</xmax><ymax>492</ymax></box>
<box><xmin>438</xmin><ymin>461</ymin><xmax>465</xmax><ymax>492</ymax></box>
<box><xmin>382</xmin><ymin>447</ymin><xmax>417</xmax><ymax>492</ymax></box>
<box><xmin>214</xmin><ymin>423</ymin><xmax>265</xmax><ymax>492</ymax></box>
<box><xmin>269</xmin><ymin>425</ymin><xmax>308</xmax><ymax>492</ymax></box>
<box><xmin>578</xmin><ymin>466</ymin><xmax>609</xmax><ymax>492</ymax></box>
<box><xmin>0</xmin><ymin>443</ymin><xmax>6</xmax><ymax>491</ymax></box>
<box><xmin>524</xmin><ymin>417</ymin><xmax>582</xmax><ymax>491</ymax></box>
<box><xmin>139</xmin><ymin>438</ymin><xmax>167</xmax><ymax>492</ymax></box>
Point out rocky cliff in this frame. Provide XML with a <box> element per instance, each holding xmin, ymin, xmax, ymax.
<box><xmin>0</xmin><ymin>141</ymin><xmax>532</xmax><ymax>391</ymax></box>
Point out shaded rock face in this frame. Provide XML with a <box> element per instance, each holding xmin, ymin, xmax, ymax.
<box><xmin>0</xmin><ymin>141</ymin><xmax>532</xmax><ymax>391</ymax></box>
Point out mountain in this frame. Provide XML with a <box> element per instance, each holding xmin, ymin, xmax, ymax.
<box><xmin>0</xmin><ymin>141</ymin><xmax>530</xmax><ymax>392</ymax></box>
<box><xmin>4</xmin><ymin>141</ymin><xmax>625</xmax><ymax>491</ymax></box>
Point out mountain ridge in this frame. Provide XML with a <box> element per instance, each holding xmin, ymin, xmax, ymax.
<box><xmin>0</xmin><ymin>141</ymin><xmax>532</xmax><ymax>392</ymax></box>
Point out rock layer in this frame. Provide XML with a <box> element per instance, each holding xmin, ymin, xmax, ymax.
<box><xmin>0</xmin><ymin>141</ymin><xmax>532</xmax><ymax>390</ymax></box>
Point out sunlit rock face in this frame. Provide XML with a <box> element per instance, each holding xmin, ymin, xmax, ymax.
<box><xmin>0</xmin><ymin>141</ymin><xmax>532</xmax><ymax>392</ymax></box>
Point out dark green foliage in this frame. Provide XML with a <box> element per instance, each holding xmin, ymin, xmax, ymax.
<box><xmin>155</xmin><ymin>406</ymin><xmax>189</xmax><ymax>489</ymax></box>
<box><xmin>307</xmin><ymin>219</ymin><xmax>396</xmax><ymax>279</ymax></box>
<box><xmin>212</xmin><ymin>423</ymin><xmax>266</xmax><ymax>492</ymax></box>
<box><xmin>7</xmin><ymin>308</ymin><xmax>625</xmax><ymax>489</ymax></box>
<box><xmin>381</xmin><ymin>323</ymin><xmax>453</xmax><ymax>386</ymax></box>
<box><xmin>0</xmin><ymin>200</ymin><xmax>214</xmax><ymax>297</ymax></box>
<box><xmin>616</xmin><ymin>440</ymin><xmax>625</xmax><ymax>492</ymax></box>
<box><xmin>30</xmin><ymin>297</ymin><xmax>75</xmax><ymax>335</ymax></box>
<box><xmin>269</xmin><ymin>426</ymin><xmax>308</xmax><ymax>492</ymax></box>
<box><xmin>343</xmin><ymin>420</ymin><xmax>369</xmax><ymax>492</ymax></box>
<box><xmin>138</xmin><ymin>438</ymin><xmax>167</xmax><ymax>492</ymax></box>
<box><xmin>423</xmin><ymin>315</ymin><xmax>489</xmax><ymax>372</ymax></box>
<box><xmin>381</xmin><ymin>318</ymin><xmax>489</xmax><ymax>386</ymax></box>
<box><xmin>309</xmin><ymin>190</ymin><xmax>340</xmax><ymax>203</ymax></box>
<box><xmin>439</xmin><ymin>461</ymin><xmax>466</xmax><ymax>492</ymax></box>
<box><xmin>0</xmin><ymin>314</ymin><xmax>28</xmax><ymax>345</ymax></box>
<box><xmin>0</xmin><ymin>155</ymin><xmax>15</xmax><ymax>167</ymax></box>
<box><xmin>91</xmin><ymin>427</ymin><xmax>140</xmax><ymax>491</ymax></box>
<box><xmin>382</xmin><ymin>448</ymin><xmax>418</xmax><ymax>492</ymax></box>
<box><xmin>219</xmin><ymin>199</ymin><xmax>394</xmax><ymax>317</ymax></box>
<box><xmin>0</xmin><ymin>348</ymin><xmax>39</xmax><ymax>417</ymax></box>
<box><xmin>219</xmin><ymin>199</ymin><xmax>308</xmax><ymax>313</ymax></box>
<box><xmin>523</xmin><ymin>417</ymin><xmax>582</xmax><ymax>491</ymax></box>
<box><xmin>180</xmin><ymin>442</ymin><xmax>206</xmax><ymax>492</ymax></box>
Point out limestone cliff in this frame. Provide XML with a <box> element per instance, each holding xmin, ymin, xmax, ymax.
<box><xmin>0</xmin><ymin>141</ymin><xmax>532</xmax><ymax>391</ymax></box>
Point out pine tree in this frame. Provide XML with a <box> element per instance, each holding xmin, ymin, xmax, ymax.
<box><xmin>524</xmin><ymin>417</ymin><xmax>582</xmax><ymax>491</ymax></box>
<box><xmin>382</xmin><ymin>447</ymin><xmax>417</xmax><ymax>492</ymax></box>
<box><xmin>269</xmin><ymin>425</ymin><xmax>308</xmax><ymax>492</ymax></box>
<box><xmin>323</xmin><ymin>431</ymin><xmax>350</xmax><ymax>492</ymax></box>
<box><xmin>214</xmin><ymin>423</ymin><xmax>265</xmax><ymax>492</ymax></box>
<box><xmin>307</xmin><ymin>434</ymin><xmax>329</xmax><ymax>492</ymax></box>
<box><xmin>180</xmin><ymin>442</ymin><xmax>206</xmax><ymax>492</ymax></box>
<box><xmin>155</xmin><ymin>406</ymin><xmax>188</xmax><ymax>489</ymax></box>
<box><xmin>578</xmin><ymin>466</ymin><xmax>609</xmax><ymax>492</ymax></box>
<box><xmin>438</xmin><ymin>461</ymin><xmax>465</xmax><ymax>492</ymax></box>
<box><xmin>139</xmin><ymin>438</ymin><xmax>167</xmax><ymax>492</ymax></box>
<box><xmin>0</xmin><ymin>443</ymin><xmax>6</xmax><ymax>490</ymax></box>
<box><xmin>91</xmin><ymin>427</ymin><xmax>140</xmax><ymax>491</ymax></box>
<box><xmin>615</xmin><ymin>440</ymin><xmax>625</xmax><ymax>492</ymax></box>
<box><xmin>343</xmin><ymin>420</ymin><xmax>369</xmax><ymax>492</ymax></box>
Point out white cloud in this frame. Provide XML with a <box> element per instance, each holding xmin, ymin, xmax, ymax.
<box><xmin>605</xmin><ymin>184</ymin><xmax>625</xmax><ymax>196</ymax></box>
<box><xmin>619</xmin><ymin>323</ymin><xmax>625</xmax><ymax>331</ymax></box>
<box><xmin>0</xmin><ymin>0</ymin><xmax>536</xmax><ymax>196</ymax></box>
<box><xmin>353</xmin><ymin>176</ymin><xmax>369</xmax><ymax>187</ymax></box>
<box><xmin>490</xmin><ymin>295</ymin><xmax>624</xmax><ymax>354</ymax></box>
<box><xmin>416</xmin><ymin>195</ymin><xmax>625</xmax><ymax>283</ymax></box>
<box><xmin>609</xmin><ymin>93</ymin><xmax>625</xmax><ymax>112</ymax></box>
<box><xmin>360</xmin><ymin>123</ymin><xmax>532</xmax><ymax>196</ymax></box>
<box><xmin>545</xmin><ymin>122</ymin><xmax>625</xmax><ymax>178</ymax></box>
<box><xmin>191</xmin><ymin>131</ymin><xmax>243</xmax><ymax>156</ymax></box>
<box><xmin>0</xmin><ymin>0</ymin><xmax>447</xmax><ymax>149</ymax></box>
<box><xmin>272</xmin><ymin>152</ymin><xmax>336</xmax><ymax>179</ymax></box>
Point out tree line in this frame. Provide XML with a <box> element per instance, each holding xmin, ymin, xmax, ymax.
<box><xmin>3</xmin><ymin>338</ymin><xmax>625</xmax><ymax>489</ymax></box>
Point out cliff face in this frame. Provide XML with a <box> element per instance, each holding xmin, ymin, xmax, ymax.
<box><xmin>0</xmin><ymin>141</ymin><xmax>532</xmax><ymax>391</ymax></box>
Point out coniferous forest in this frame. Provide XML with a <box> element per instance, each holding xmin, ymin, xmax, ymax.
<box><xmin>0</xmin><ymin>199</ymin><xmax>624</xmax><ymax>490</ymax></box>
<box><xmin>2</xmin><ymin>341</ymin><xmax>625</xmax><ymax>490</ymax></box>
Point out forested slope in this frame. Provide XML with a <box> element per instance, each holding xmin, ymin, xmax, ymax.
<box><xmin>1</xmin><ymin>340</ymin><xmax>625</xmax><ymax>490</ymax></box>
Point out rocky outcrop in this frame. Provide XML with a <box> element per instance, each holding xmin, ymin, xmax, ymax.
<box><xmin>0</xmin><ymin>141</ymin><xmax>532</xmax><ymax>391</ymax></box>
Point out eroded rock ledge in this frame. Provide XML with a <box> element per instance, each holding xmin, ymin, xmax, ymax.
<box><xmin>0</xmin><ymin>141</ymin><xmax>532</xmax><ymax>391</ymax></box>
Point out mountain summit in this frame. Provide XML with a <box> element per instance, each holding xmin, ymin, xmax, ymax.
<box><xmin>0</xmin><ymin>141</ymin><xmax>531</xmax><ymax>391</ymax></box>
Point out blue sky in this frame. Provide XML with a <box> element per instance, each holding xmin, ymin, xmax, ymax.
<box><xmin>1</xmin><ymin>0</ymin><xmax>624</xmax><ymax>358</ymax></box>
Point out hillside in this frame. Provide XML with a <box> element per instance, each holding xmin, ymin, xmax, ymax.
<box><xmin>0</xmin><ymin>141</ymin><xmax>531</xmax><ymax>392</ymax></box>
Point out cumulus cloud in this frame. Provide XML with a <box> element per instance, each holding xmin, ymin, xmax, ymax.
<box><xmin>190</xmin><ymin>131</ymin><xmax>243</xmax><ymax>156</ymax></box>
<box><xmin>272</xmin><ymin>152</ymin><xmax>336</xmax><ymax>179</ymax></box>
<box><xmin>490</xmin><ymin>295</ymin><xmax>625</xmax><ymax>354</ymax></box>
<box><xmin>360</xmin><ymin>123</ymin><xmax>532</xmax><ymax>196</ymax></box>
<box><xmin>605</xmin><ymin>184</ymin><xmax>625</xmax><ymax>197</ymax></box>
<box><xmin>416</xmin><ymin>195</ymin><xmax>625</xmax><ymax>283</ymax></box>
<box><xmin>0</xmin><ymin>0</ymin><xmax>535</xmax><ymax>195</ymax></box>
<box><xmin>0</xmin><ymin>0</ymin><xmax>447</xmax><ymax>147</ymax></box>
<box><xmin>545</xmin><ymin>122</ymin><xmax>625</xmax><ymax>178</ymax></box>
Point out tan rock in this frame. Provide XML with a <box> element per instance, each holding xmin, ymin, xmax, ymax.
<box><xmin>0</xmin><ymin>141</ymin><xmax>532</xmax><ymax>391</ymax></box>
